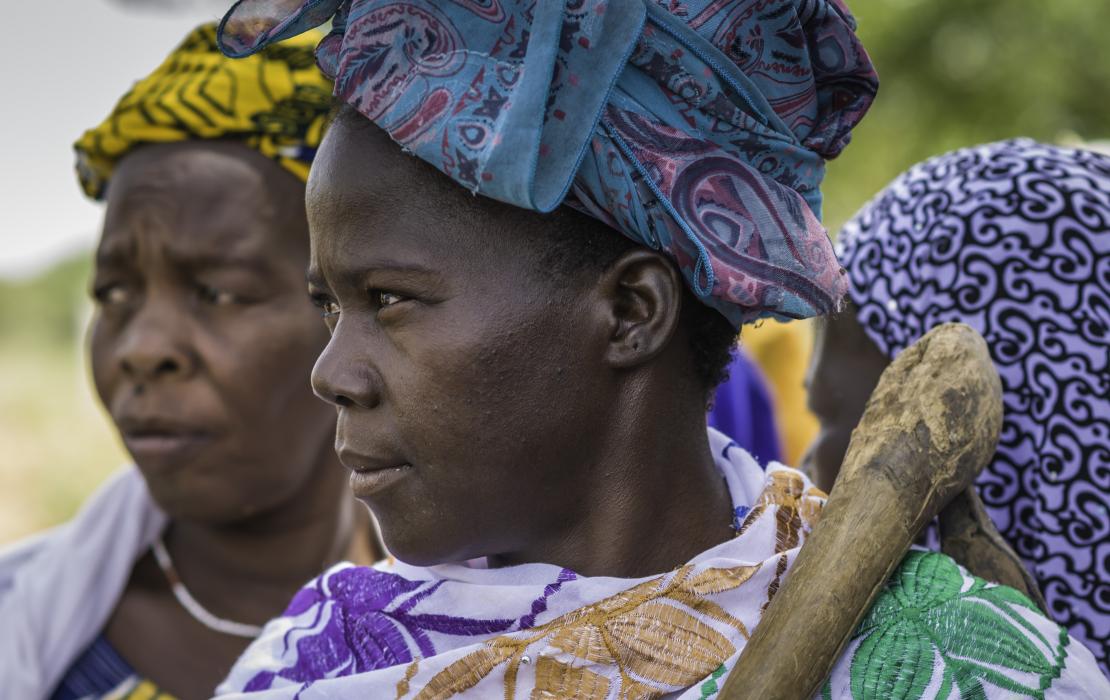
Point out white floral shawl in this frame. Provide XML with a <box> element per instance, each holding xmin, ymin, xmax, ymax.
<box><xmin>217</xmin><ymin>431</ymin><xmax>1107</xmax><ymax>699</ymax></box>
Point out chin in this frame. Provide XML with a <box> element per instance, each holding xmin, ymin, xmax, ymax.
<box><xmin>381</xmin><ymin>534</ymin><xmax>453</xmax><ymax>567</ymax></box>
<box><xmin>143</xmin><ymin>475</ymin><xmax>267</xmax><ymax>525</ymax></box>
<box><xmin>377</xmin><ymin>520</ymin><xmax>477</xmax><ymax>567</ymax></box>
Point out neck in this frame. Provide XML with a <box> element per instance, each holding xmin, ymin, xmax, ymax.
<box><xmin>162</xmin><ymin>447</ymin><xmax>361</xmax><ymax>624</ymax></box>
<box><xmin>492</xmin><ymin>370</ymin><xmax>734</xmax><ymax>578</ymax></box>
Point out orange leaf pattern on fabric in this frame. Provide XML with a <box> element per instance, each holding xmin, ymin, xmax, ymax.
<box><xmin>220</xmin><ymin>440</ymin><xmax>842</xmax><ymax>699</ymax></box>
<box><xmin>417</xmin><ymin>562</ymin><xmax>767</xmax><ymax>698</ymax></box>
<box><xmin>531</xmin><ymin>656</ymin><xmax>611</xmax><ymax>699</ymax></box>
<box><xmin>413</xmin><ymin>646</ymin><xmax>512</xmax><ymax>700</ymax></box>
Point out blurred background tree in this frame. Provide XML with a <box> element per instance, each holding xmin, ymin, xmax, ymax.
<box><xmin>2</xmin><ymin>0</ymin><xmax>1108</xmax><ymax>543</ymax></box>
<box><xmin>823</xmin><ymin>0</ymin><xmax>1110</xmax><ymax>230</ymax></box>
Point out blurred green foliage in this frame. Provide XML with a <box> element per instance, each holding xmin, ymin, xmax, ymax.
<box><xmin>0</xmin><ymin>254</ymin><xmax>126</xmax><ymax>544</ymax></box>
<box><xmin>822</xmin><ymin>0</ymin><xmax>1110</xmax><ymax>232</ymax></box>
<box><xmin>0</xmin><ymin>255</ymin><xmax>92</xmax><ymax>346</ymax></box>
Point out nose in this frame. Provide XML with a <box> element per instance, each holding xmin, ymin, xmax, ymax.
<box><xmin>311</xmin><ymin>328</ymin><xmax>382</xmax><ymax>410</ymax></box>
<box><xmin>116</xmin><ymin>303</ymin><xmax>195</xmax><ymax>385</ymax></box>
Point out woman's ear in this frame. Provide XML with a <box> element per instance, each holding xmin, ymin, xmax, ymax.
<box><xmin>593</xmin><ymin>249</ymin><xmax>684</xmax><ymax>369</ymax></box>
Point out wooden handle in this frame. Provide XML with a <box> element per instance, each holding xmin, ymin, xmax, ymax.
<box><xmin>939</xmin><ymin>487</ymin><xmax>1047</xmax><ymax>613</ymax></box>
<box><xmin>719</xmin><ymin>323</ymin><xmax>1003</xmax><ymax>700</ymax></box>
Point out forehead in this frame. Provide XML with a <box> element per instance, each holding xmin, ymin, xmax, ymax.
<box><xmin>99</xmin><ymin>141</ymin><xmax>307</xmax><ymax>263</ymax></box>
<box><xmin>306</xmin><ymin>116</ymin><xmax>533</xmax><ymax>273</ymax></box>
<box><xmin>309</xmin><ymin>117</ymin><xmax>459</xmax><ymax>222</ymax></box>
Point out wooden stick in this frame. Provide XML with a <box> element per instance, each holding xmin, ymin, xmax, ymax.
<box><xmin>718</xmin><ymin>322</ymin><xmax>1003</xmax><ymax>700</ymax></box>
<box><xmin>939</xmin><ymin>487</ymin><xmax>1047</xmax><ymax>613</ymax></box>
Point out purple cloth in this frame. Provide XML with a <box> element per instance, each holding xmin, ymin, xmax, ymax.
<box><xmin>708</xmin><ymin>350</ymin><xmax>782</xmax><ymax>467</ymax></box>
<box><xmin>837</xmin><ymin>139</ymin><xmax>1110</xmax><ymax>675</ymax></box>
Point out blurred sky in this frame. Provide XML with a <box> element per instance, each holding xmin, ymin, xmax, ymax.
<box><xmin>0</xmin><ymin>1</ymin><xmax>224</xmax><ymax>280</ymax></box>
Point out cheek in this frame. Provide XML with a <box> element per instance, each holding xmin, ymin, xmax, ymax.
<box><xmin>199</xmin><ymin>305</ymin><xmax>335</xmax><ymax>484</ymax></box>
<box><xmin>390</xmin><ymin>308</ymin><xmax>595</xmax><ymax>502</ymax></box>
<box><xmin>411</xmin><ymin>313</ymin><xmax>577</xmax><ymax>433</ymax></box>
<box><xmin>88</xmin><ymin>316</ymin><xmax>119</xmax><ymax>408</ymax></box>
<box><xmin>211</xmin><ymin>304</ymin><xmax>329</xmax><ymax>411</ymax></box>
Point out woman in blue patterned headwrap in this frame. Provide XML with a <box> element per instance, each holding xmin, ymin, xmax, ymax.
<box><xmin>208</xmin><ymin>2</ymin><xmax>1106</xmax><ymax>698</ymax></box>
<box><xmin>220</xmin><ymin>0</ymin><xmax>877</xmax><ymax>324</ymax></box>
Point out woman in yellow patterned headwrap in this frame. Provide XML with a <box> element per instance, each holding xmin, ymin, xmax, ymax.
<box><xmin>0</xmin><ymin>23</ymin><xmax>380</xmax><ymax>700</ymax></box>
<box><xmin>75</xmin><ymin>23</ymin><xmax>330</xmax><ymax>197</ymax></box>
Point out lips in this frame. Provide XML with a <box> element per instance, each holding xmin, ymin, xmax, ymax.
<box><xmin>335</xmin><ymin>444</ymin><xmax>412</xmax><ymax>498</ymax></box>
<box><xmin>115</xmin><ymin>414</ymin><xmax>215</xmax><ymax>468</ymax></box>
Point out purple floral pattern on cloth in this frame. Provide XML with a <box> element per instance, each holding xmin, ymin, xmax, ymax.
<box><xmin>837</xmin><ymin>139</ymin><xmax>1110</xmax><ymax>675</ymax></box>
<box><xmin>242</xmin><ymin>567</ymin><xmax>519</xmax><ymax>690</ymax></box>
<box><xmin>217</xmin><ymin>431</ymin><xmax>818</xmax><ymax>696</ymax></box>
<box><xmin>218</xmin><ymin>0</ymin><xmax>878</xmax><ymax>325</ymax></box>
<box><xmin>215</xmin><ymin>431</ymin><xmax>1110</xmax><ymax>698</ymax></box>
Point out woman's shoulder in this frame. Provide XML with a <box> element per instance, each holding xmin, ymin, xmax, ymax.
<box><xmin>822</xmin><ymin>549</ymin><xmax>1109</xmax><ymax>699</ymax></box>
<box><xmin>0</xmin><ymin>468</ymin><xmax>154</xmax><ymax>598</ymax></box>
<box><xmin>0</xmin><ymin>529</ymin><xmax>56</xmax><ymax>596</ymax></box>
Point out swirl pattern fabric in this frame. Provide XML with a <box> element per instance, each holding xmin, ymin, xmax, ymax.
<box><xmin>837</xmin><ymin>139</ymin><xmax>1110</xmax><ymax>675</ymax></box>
<box><xmin>217</xmin><ymin>0</ymin><xmax>878</xmax><ymax>324</ymax></box>
<box><xmin>74</xmin><ymin>23</ymin><xmax>333</xmax><ymax>200</ymax></box>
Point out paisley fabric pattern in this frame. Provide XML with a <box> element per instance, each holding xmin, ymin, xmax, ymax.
<box><xmin>214</xmin><ymin>431</ymin><xmax>1109</xmax><ymax>698</ymax></box>
<box><xmin>74</xmin><ymin>23</ymin><xmax>333</xmax><ymax>200</ymax></box>
<box><xmin>837</xmin><ymin>139</ymin><xmax>1110</xmax><ymax>676</ymax></box>
<box><xmin>217</xmin><ymin>0</ymin><xmax>879</xmax><ymax>325</ymax></box>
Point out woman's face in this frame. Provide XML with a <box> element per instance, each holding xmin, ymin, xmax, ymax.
<box><xmin>803</xmin><ymin>307</ymin><xmax>890</xmax><ymax>492</ymax></box>
<box><xmin>306</xmin><ymin>118</ymin><xmax>617</xmax><ymax>566</ymax></box>
<box><xmin>90</xmin><ymin>142</ymin><xmax>337</xmax><ymax>523</ymax></box>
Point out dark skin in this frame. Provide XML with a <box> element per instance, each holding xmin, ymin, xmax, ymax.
<box><xmin>307</xmin><ymin>118</ymin><xmax>735</xmax><ymax>578</ymax></box>
<box><xmin>89</xmin><ymin>141</ymin><xmax>376</xmax><ymax>699</ymax></box>
<box><xmin>802</xmin><ymin>304</ymin><xmax>891</xmax><ymax>492</ymax></box>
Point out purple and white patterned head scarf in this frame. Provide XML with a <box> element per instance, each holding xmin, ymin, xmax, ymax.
<box><xmin>217</xmin><ymin>0</ymin><xmax>877</xmax><ymax>325</ymax></box>
<box><xmin>837</xmin><ymin>139</ymin><xmax>1110</xmax><ymax>674</ymax></box>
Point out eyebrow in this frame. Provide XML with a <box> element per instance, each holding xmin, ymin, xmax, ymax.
<box><xmin>95</xmin><ymin>251</ymin><xmax>125</xmax><ymax>270</ymax></box>
<box><xmin>95</xmin><ymin>245</ymin><xmax>273</xmax><ymax>275</ymax></box>
<box><xmin>95</xmin><ymin>240</ymin><xmax>136</xmax><ymax>269</ymax></box>
<box><xmin>308</xmin><ymin>261</ymin><xmax>440</xmax><ymax>288</ymax></box>
<box><xmin>306</xmin><ymin>266</ymin><xmax>327</xmax><ymax>289</ymax></box>
<box><xmin>174</xmin><ymin>252</ymin><xmax>274</xmax><ymax>275</ymax></box>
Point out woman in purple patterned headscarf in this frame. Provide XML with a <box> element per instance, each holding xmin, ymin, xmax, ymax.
<box><xmin>809</xmin><ymin>139</ymin><xmax>1110</xmax><ymax>675</ymax></box>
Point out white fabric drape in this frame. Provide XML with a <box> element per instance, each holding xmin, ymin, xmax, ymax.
<box><xmin>0</xmin><ymin>468</ymin><xmax>166</xmax><ymax>700</ymax></box>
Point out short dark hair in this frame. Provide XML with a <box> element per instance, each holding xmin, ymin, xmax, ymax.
<box><xmin>332</xmin><ymin>105</ymin><xmax>736</xmax><ymax>397</ymax></box>
<box><xmin>532</xmin><ymin>204</ymin><xmax>737</xmax><ymax>398</ymax></box>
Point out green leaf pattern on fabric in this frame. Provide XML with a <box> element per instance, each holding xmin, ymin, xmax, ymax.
<box><xmin>827</xmin><ymin>551</ymin><xmax>1068</xmax><ymax>699</ymax></box>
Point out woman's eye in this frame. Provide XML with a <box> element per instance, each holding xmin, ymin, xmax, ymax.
<box><xmin>311</xmin><ymin>293</ymin><xmax>340</xmax><ymax>319</ymax></box>
<box><xmin>93</xmin><ymin>283</ymin><xmax>130</xmax><ymax>306</ymax></box>
<box><xmin>377</xmin><ymin>291</ymin><xmax>407</xmax><ymax>308</ymax></box>
<box><xmin>198</xmin><ymin>284</ymin><xmax>237</xmax><ymax>306</ymax></box>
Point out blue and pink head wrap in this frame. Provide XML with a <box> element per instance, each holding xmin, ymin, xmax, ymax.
<box><xmin>218</xmin><ymin>0</ymin><xmax>877</xmax><ymax>325</ymax></box>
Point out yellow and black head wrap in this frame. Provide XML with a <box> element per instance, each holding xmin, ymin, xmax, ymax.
<box><xmin>75</xmin><ymin>23</ymin><xmax>332</xmax><ymax>200</ymax></box>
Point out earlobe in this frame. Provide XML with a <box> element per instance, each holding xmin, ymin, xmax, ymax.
<box><xmin>598</xmin><ymin>250</ymin><xmax>684</xmax><ymax>369</ymax></box>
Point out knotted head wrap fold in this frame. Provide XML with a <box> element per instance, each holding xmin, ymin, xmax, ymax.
<box><xmin>75</xmin><ymin>23</ymin><xmax>334</xmax><ymax>200</ymax></box>
<box><xmin>219</xmin><ymin>0</ymin><xmax>877</xmax><ymax>324</ymax></box>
